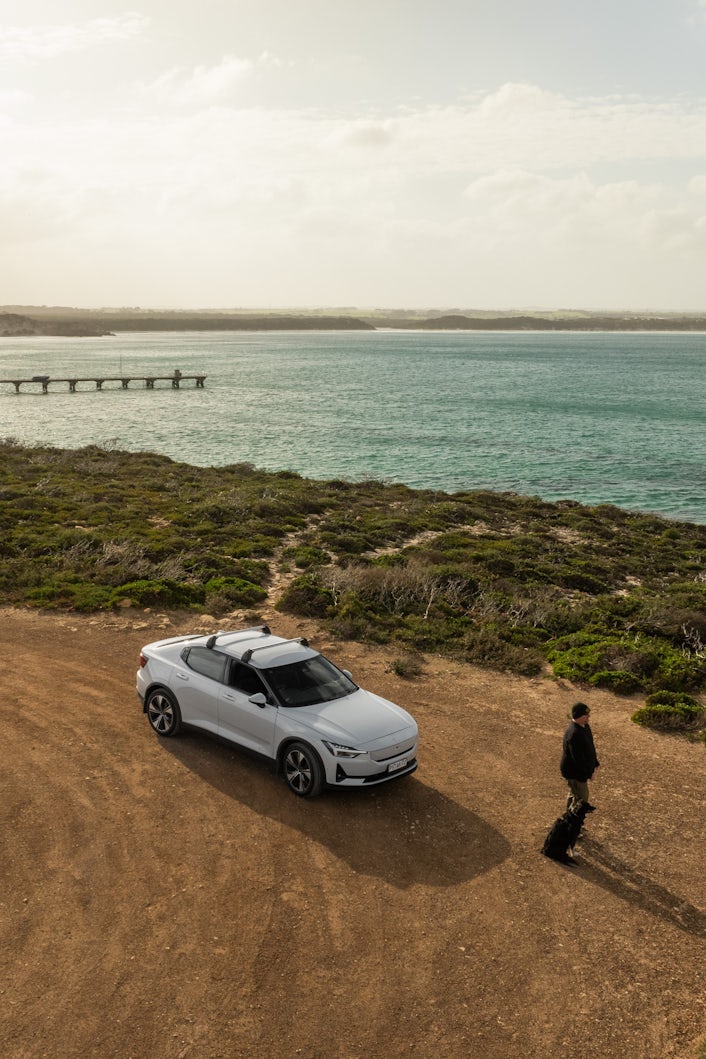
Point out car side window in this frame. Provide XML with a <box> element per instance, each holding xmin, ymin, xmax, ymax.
<box><xmin>183</xmin><ymin>647</ymin><xmax>227</xmax><ymax>683</ymax></box>
<box><xmin>229</xmin><ymin>662</ymin><xmax>267</xmax><ymax>697</ymax></box>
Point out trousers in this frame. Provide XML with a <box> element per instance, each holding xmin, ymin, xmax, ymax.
<box><xmin>566</xmin><ymin>778</ymin><xmax>590</xmax><ymax>810</ymax></box>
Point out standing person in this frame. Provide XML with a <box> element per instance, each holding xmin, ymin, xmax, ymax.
<box><xmin>560</xmin><ymin>702</ymin><xmax>600</xmax><ymax>812</ymax></box>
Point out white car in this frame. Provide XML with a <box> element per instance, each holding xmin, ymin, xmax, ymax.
<box><xmin>136</xmin><ymin>625</ymin><xmax>418</xmax><ymax>797</ymax></box>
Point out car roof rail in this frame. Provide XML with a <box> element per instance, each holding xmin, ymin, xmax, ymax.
<box><xmin>241</xmin><ymin>636</ymin><xmax>309</xmax><ymax>663</ymax></box>
<box><xmin>205</xmin><ymin>624</ymin><xmax>270</xmax><ymax>650</ymax></box>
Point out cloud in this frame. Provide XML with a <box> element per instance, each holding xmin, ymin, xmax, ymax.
<box><xmin>137</xmin><ymin>57</ymin><xmax>255</xmax><ymax>106</ymax></box>
<box><xmin>327</xmin><ymin>120</ymin><xmax>396</xmax><ymax>150</ymax></box>
<box><xmin>135</xmin><ymin>52</ymin><xmax>288</xmax><ymax>106</ymax></box>
<box><xmin>462</xmin><ymin>169</ymin><xmax>660</xmax><ymax>227</ymax></box>
<box><xmin>476</xmin><ymin>81</ymin><xmax>565</xmax><ymax>120</ymax></box>
<box><xmin>689</xmin><ymin>174</ymin><xmax>706</xmax><ymax>195</ymax></box>
<box><xmin>458</xmin><ymin>166</ymin><xmax>706</xmax><ymax>264</ymax></box>
<box><xmin>5</xmin><ymin>82</ymin><xmax>706</xmax><ymax>214</ymax></box>
<box><xmin>3</xmin><ymin>77</ymin><xmax>706</xmax><ymax>307</ymax></box>
<box><xmin>640</xmin><ymin>206</ymin><xmax>706</xmax><ymax>253</ymax></box>
<box><xmin>0</xmin><ymin>13</ymin><xmax>148</xmax><ymax>62</ymax></box>
<box><xmin>386</xmin><ymin>86</ymin><xmax>706</xmax><ymax>177</ymax></box>
<box><xmin>3</xmin><ymin>84</ymin><xmax>706</xmax><ymax>243</ymax></box>
<box><xmin>0</xmin><ymin>88</ymin><xmax>30</xmax><ymax>108</ymax></box>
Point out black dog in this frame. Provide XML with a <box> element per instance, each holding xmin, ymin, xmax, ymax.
<box><xmin>541</xmin><ymin>802</ymin><xmax>590</xmax><ymax>865</ymax></box>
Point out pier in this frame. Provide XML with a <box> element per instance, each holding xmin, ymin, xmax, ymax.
<box><xmin>0</xmin><ymin>370</ymin><xmax>206</xmax><ymax>393</ymax></box>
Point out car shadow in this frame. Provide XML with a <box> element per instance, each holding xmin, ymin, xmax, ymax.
<box><xmin>158</xmin><ymin>732</ymin><xmax>510</xmax><ymax>889</ymax></box>
<box><xmin>578</xmin><ymin>837</ymin><xmax>706</xmax><ymax>938</ymax></box>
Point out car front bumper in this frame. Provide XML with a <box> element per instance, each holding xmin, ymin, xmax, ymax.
<box><xmin>332</xmin><ymin>757</ymin><xmax>418</xmax><ymax>787</ymax></box>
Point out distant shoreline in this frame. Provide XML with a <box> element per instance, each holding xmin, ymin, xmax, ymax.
<box><xmin>4</xmin><ymin>307</ymin><xmax>706</xmax><ymax>337</ymax></box>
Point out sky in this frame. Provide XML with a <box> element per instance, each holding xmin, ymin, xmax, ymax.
<box><xmin>2</xmin><ymin>1</ymin><xmax>706</xmax><ymax>311</ymax></box>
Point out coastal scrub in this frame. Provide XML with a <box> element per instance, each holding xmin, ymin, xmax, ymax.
<box><xmin>2</xmin><ymin>439</ymin><xmax>705</xmax><ymax>697</ymax></box>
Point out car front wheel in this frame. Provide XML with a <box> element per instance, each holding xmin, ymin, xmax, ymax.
<box><xmin>283</xmin><ymin>742</ymin><xmax>324</xmax><ymax>798</ymax></box>
<box><xmin>146</xmin><ymin>688</ymin><xmax>182</xmax><ymax>737</ymax></box>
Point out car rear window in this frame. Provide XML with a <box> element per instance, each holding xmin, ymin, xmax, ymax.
<box><xmin>183</xmin><ymin>646</ymin><xmax>227</xmax><ymax>683</ymax></box>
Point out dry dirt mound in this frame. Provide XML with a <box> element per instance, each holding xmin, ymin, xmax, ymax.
<box><xmin>2</xmin><ymin>606</ymin><xmax>705</xmax><ymax>1059</ymax></box>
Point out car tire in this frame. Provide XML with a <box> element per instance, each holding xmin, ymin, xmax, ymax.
<box><xmin>146</xmin><ymin>688</ymin><xmax>182</xmax><ymax>737</ymax></box>
<box><xmin>283</xmin><ymin>741</ymin><xmax>324</xmax><ymax>798</ymax></box>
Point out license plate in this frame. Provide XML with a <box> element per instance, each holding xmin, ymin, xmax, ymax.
<box><xmin>388</xmin><ymin>758</ymin><xmax>408</xmax><ymax>773</ymax></box>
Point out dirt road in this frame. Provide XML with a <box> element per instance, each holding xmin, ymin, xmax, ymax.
<box><xmin>2</xmin><ymin>606</ymin><xmax>705</xmax><ymax>1059</ymax></box>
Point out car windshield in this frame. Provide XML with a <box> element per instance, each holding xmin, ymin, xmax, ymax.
<box><xmin>262</xmin><ymin>656</ymin><xmax>357</xmax><ymax>708</ymax></box>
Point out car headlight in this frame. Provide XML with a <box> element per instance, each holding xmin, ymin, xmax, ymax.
<box><xmin>322</xmin><ymin>741</ymin><xmax>367</xmax><ymax>759</ymax></box>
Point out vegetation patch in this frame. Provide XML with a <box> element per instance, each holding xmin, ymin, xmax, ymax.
<box><xmin>389</xmin><ymin>654</ymin><xmax>426</xmax><ymax>680</ymax></box>
<box><xmin>110</xmin><ymin>578</ymin><xmax>204</xmax><ymax>609</ymax></box>
<box><xmin>282</xmin><ymin>544</ymin><xmax>331</xmax><ymax>569</ymax></box>
<box><xmin>203</xmin><ymin>576</ymin><xmax>267</xmax><ymax>612</ymax></box>
<box><xmin>631</xmin><ymin>691</ymin><xmax>706</xmax><ymax>732</ymax></box>
<box><xmin>2</xmin><ymin>440</ymin><xmax>706</xmax><ymax>693</ymax></box>
<box><xmin>546</xmin><ymin>634</ymin><xmax>706</xmax><ymax>694</ymax></box>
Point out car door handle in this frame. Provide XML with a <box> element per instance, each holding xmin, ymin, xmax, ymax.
<box><xmin>222</xmin><ymin>693</ymin><xmax>236</xmax><ymax>701</ymax></box>
<box><xmin>175</xmin><ymin>671</ymin><xmax>189</xmax><ymax>681</ymax></box>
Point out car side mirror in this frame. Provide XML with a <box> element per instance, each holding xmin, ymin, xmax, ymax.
<box><xmin>342</xmin><ymin>670</ymin><xmax>352</xmax><ymax>680</ymax></box>
<box><xmin>248</xmin><ymin>692</ymin><xmax>268</xmax><ymax>708</ymax></box>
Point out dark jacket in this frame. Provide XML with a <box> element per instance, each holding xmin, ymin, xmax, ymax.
<box><xmin>560</xmin><ymin>721</ymin><xmax>599</xmax><ymax>782</ymax></box>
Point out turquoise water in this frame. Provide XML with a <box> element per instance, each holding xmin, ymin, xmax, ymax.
<box><xmin>0</xmin><ymin>329</ymin><xmax>704</xmax><ymax>523</ymax></box>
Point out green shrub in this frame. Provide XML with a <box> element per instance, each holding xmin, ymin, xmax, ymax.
<box><xmin>645</xmin><ymin>690</ymin><xmax>701</xmax><ymax>709</ymax></box>
<box><xmin>329</xmin><ymin>614</ymin><xmax>373</xmax><ymax>641</ymax></box>
<box><xmin>589</xmin><ymin>670</ymin><xmax>644</xmax><ymax>694</ymax></box>
<box><xmin>69</xmin><ymin>583</ymin><xmax>116</xmax><ymax>611</ymax></box>
<box><xmin>547</xmin><ymin>635</ymin><xmax>706</xmax><ymax>693</ymax></box>
<box><xmin>390</xmin><ymin>654</ymin><xmax>425</xmax><ymax>679</ymax></box>
<box><xmin>283</xmin><ymin>544</ymin><xmax>331</xmax><ymax>569</ymax></box>
<box><xmin>371</xmin><ymin>552</ymin><xmax>406</xmax><ymax>568</ymax></box>
<box><xmin>110</xmin><ymin>579</ymin><xmax>204</xmax><ymax>608</ymax></box>
<box><xmin>277</xmin><ymin>574</ymin><xmax>334</xmax><ymax>617</ymax></box>
<box><xmin>458</xmin><ymin>628</ymin><xmax>544</xmax><ymax>676</ymax></box>
<box><xmin>631</xmin><ymin>703</ymin><xmax>705</xmax><ymax>731</ymax></box>
<box><xmin>558</xmin><ymin>569</ymin><xmax>609</xmax><ymax>595</ymax></box>
<box><xmin>319</xmin><ymin>530</ymin><xmax>372</xmax><ymax>556</ymax></box>
<box><xmin>26</xmin><ymin>581</ymin><xmax>114</xmax><ymax>610</ymax></box>
<box><xmin>203</xmin><ymin>577</ymin><xmax>267</xmax><ymax>609</ymax></box>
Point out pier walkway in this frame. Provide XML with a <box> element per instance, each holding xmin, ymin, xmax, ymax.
<box><xmin>0</xmin><ymin>370</ymin><xmax>206</xmax><ymax>393</ymax></box>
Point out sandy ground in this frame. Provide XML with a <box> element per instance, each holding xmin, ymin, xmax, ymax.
<box><xmin>2</xmin><ymin>604</ymin><xmax>706</xmax><ymax>1059</ymax></box>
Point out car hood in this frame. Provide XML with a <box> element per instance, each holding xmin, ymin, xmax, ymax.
<box><xmin>291</xmin><ymin>688</ymin><xmax>417</xmax><ymax>747</ymax></box>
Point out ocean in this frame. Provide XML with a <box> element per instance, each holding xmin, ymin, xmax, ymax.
<box><xmin>1</xmin><ymin>329</ymin><xmax>704</xmax><ymax>523</ymax></box>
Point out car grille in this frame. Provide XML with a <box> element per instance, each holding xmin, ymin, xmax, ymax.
<box><xmin>370</xmin><ymin>738</ymin><xmax>416</xmax><ymax>763</ymax></box>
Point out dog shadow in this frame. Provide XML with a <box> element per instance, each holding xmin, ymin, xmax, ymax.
<box><xmin>579</xmin><ymin>837</ymin><xmax>706</xmax><ymax>938</ymax></box>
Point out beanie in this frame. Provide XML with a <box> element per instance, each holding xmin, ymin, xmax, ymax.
<box><xmin>571</xmin><ymin>702</ymin><xmax>590</xmax><ymax>719</ymax></box>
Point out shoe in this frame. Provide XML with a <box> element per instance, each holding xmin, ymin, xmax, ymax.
<box><xmin>585</xmin><ymin>803</ymin><xmax>597</xmax><ymax>813</ymax></box>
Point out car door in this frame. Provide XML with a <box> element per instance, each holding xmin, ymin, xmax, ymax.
<box><xmin>169</xmin><ymin>646</ymin><xmax>225</xmax><ymax>734</ymax></box>
<box><xmin>218</xmin><ymin>661</ymin><xmax>278</xmax><ymax>756</ymax></box>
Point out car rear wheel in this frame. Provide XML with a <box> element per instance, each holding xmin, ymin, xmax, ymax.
<box><xmin>146</xmin><ymin>688</ymin><xmax>182</xmax><ymax>737</ymax></box>
<box><xmin>283</xmin><ymin>742</ymin><xmax>324</xmax><ymax>798</ymax></box>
